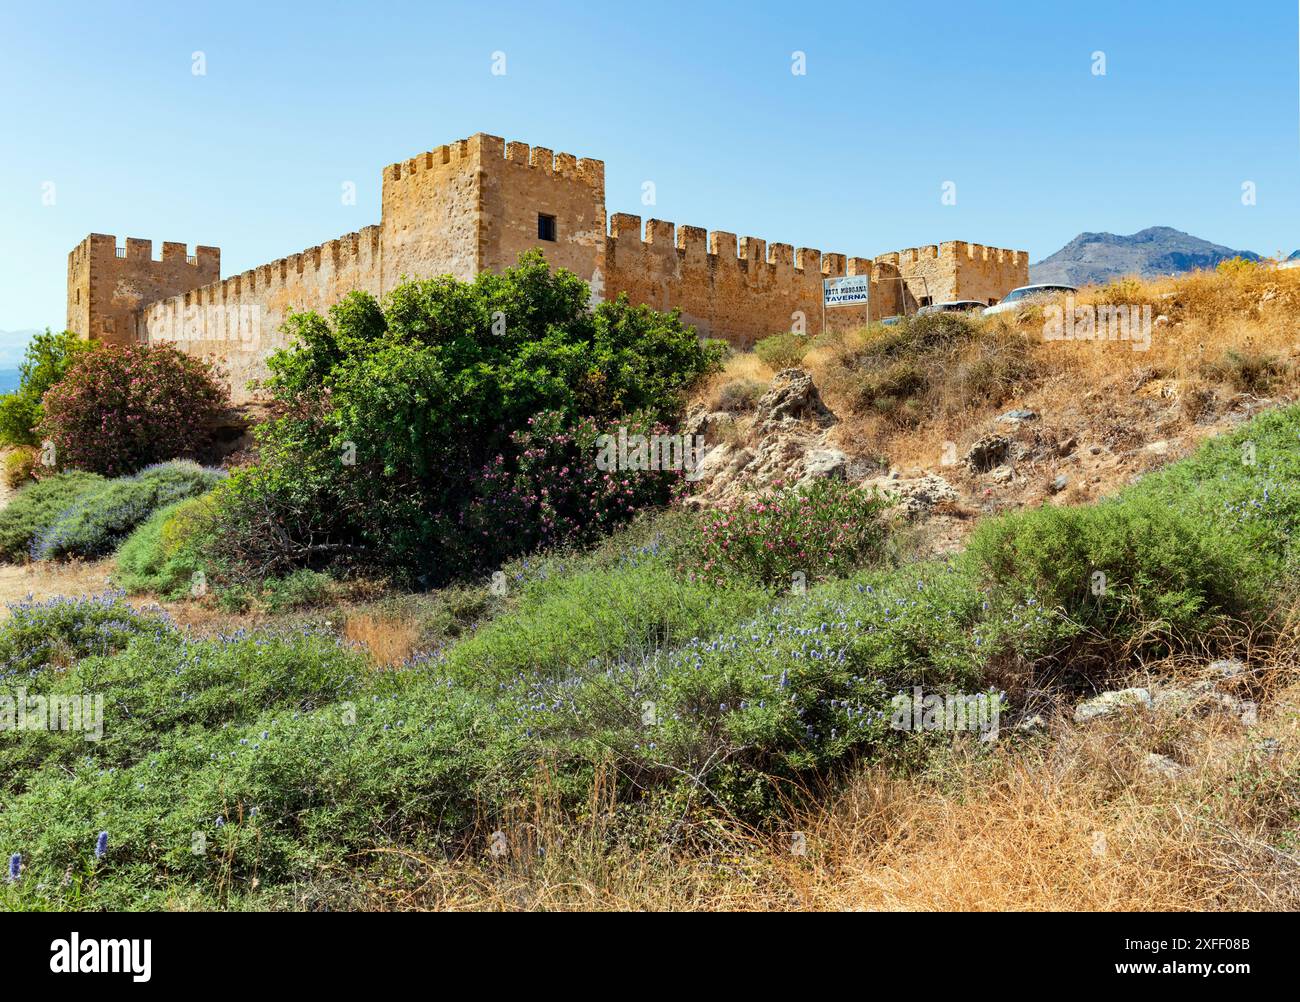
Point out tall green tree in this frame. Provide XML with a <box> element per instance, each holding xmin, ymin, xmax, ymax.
<box><xmin>0</xmin><ymin>329</ymin><xmax>91</xmax><ymax>447</ymax></box>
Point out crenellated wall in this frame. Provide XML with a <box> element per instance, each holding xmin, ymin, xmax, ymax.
<box><xmin>604</xmin><ymin>215</ymin><xmax>900</xmax><ymax>347</ymax></box>
<box><xmin>875</xmin><ymin>241</ymin><xmax>1029</xmax><ymax>308</ymax></box>
<box><xmin>70</xmin><ymin>132</ymin><xmax>1028</xmax><ymax>402</ymax></box>
<box><xmin>142</xmin><ymin>226</ymin><xmax>382</xmax><ymax>394</ymax></box>
<box><xmin>477</xmin><ymin>136</ymin><xmax>605</xmax><ymax>286</ymax></box>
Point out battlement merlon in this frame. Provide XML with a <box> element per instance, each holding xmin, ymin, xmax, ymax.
<box><xmin>381</xmin><ymin>133</ymin><xmax>605</xmax><ymax>195</ymax></box>
<box><xmin>606</xmin><ymin>215</ymin><xmax>858</xmax><ymax>277</ymax></box>
<box><xmin>876</xmin><ymin>241</ymin><xmax>1028</xmax><ymax>269</ymax></box>
<box><xmin>68</xmin><ymin>233</ymin><xmax>220</xmax><ymax>272</ymax></box>
<box><xmin>66</xmin><ymin>233</ymin><xmax>221</xmax><ymax>342</ymax></box>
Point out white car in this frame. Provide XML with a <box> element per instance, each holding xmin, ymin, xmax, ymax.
<box><xmin>983</xmin><ymin>284</ymin><xmax>1077</xmax><ymax>316</ymax></box>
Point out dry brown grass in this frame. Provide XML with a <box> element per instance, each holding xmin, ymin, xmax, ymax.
<box><xmin>689</xmin><ymin>264</ymin><xmax>1300</xmax><ymax>482</ymax></box>
<box><xmin>370</xmin><ymin>705</ymin><xmax>1300</xmax><ymax>911</ymax></box>
<box><xmin>343</xmin><ymin>609</ymin><xmax>422</xmax><ymax>667</ymax></box>
<box><xmin>0</xmin><ymin>558</ymin><xmax>117</xmax><ymax>618</ymax></box>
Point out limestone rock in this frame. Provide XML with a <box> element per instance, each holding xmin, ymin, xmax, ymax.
<box><xmin>965</xmin><ymin>434</ymin><xmax>1012</xmax><ymax>473</ymax></box>
<box><xmin>859</xmin><ymin>472</ymin><xmax>959</xmax><ymax>519</ymax></box>
<box><xmin>1073</xmin><ymin>687</ymin><xmax>1153</xmax><ymax>723</ymax></box>
<box><xmin>753</xmin><ymin>368</ymin><xmax>837</xmax><ymax>435</ymax></box>
<box><xmin>799</xmin><ymin>448</ymin><xmax>849</xmax><ymax>484</ymax></box>
<box><xmin>1208</xmin><ymin>658</ymin><xmax>1247</xmax><ymax>680</ymax></box>
<box><xmin>1143</xmin><ymin>752</ymin><xmax>1184</xmax><ymax>779</ymax></box>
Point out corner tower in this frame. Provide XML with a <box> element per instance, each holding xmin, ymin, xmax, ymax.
<box><xmin>379</xmin><ymin>133</ymin><xmax>605</xmax><ymax>291</ymax></box>
<box><xmin>67</xmin><ymin>234</ymin><xmax>219</xmax><ymax>343</ymax></box>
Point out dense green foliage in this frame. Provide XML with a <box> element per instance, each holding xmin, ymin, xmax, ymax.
<box><xmin>113</xmin><ymin>496</ymin><xmax>213</xmax><ymax>599</ymax></box>
<box><xmin>207</xmin><ymin>252</ymin><xmax>723</xmax><ymax>584</ymax></box>
<box><xmin>753</xmin><ymin>331</ymin><xmax>810</xmax><ymax>370</ymax></box>
<box><xmin>0</xmin><ymin>329</ymin><xmax>90</xmax><ymax>448</ymax></box>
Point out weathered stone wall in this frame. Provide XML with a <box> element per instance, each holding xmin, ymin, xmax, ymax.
<box><xmin>604</xmin><ymin>214</ymin><xmax>900</xmax><ymax>348</ymax></box>
<box><xmin>380</xmin><ymin>138</ymin><xmax>480</xmax><ymax>285</ymax></box>
<box><xmin>477</xmin><ymin>136</ymin><xmax>605</xmax><ymax>283</ymax></box>
<box><xmin>141</xmin><ymin>226</ymin><xmax>382</xmax><ymax>397</ymax></box>
<box><xmin>875</xmin><ymin>241</ymin><xmax>1029</xmax><ymax>308</ymax></box>
<box><xmin>67</xmin><ymin>234</ymin><xmax>219</xmax><ymax>344</ymax></box>
<box><xmin>947</xmin><ymin>241</ymin><xmax>1030</xmax><ymax>304</ymax></box>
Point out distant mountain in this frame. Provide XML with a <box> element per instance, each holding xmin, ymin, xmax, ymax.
<box><xmin>1030</xmin><ymin>227</ymin><xmax>1260</xmax><ymax>286</ymax></box>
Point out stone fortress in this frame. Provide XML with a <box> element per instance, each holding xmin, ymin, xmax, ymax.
<box><xmin>66</xmin><ymin>133</ymin><xmax>1028</xmax><ymax>402</ymax></box>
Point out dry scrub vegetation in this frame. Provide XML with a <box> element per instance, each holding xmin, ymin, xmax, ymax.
<box><xmin>358</xmin><ymin>644</ymin><xmax>1300</xmax><ymax>912</ymax></box>
<box><xmin>702</xmin><ymin>262</ymin><xmax>1300</xmax><ymax>498</ymax></box>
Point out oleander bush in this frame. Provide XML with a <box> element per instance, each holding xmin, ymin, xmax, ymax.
<box><xmin>38</xmin><ymin>342</ymin><xmax>227</xmax><ymax>476</ymax></box>
<box><xmin>684</xmin><ymin>478</ymin><xmax>893</xmax><ymax>588</ymax></box>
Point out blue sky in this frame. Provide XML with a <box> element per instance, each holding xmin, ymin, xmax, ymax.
<box><xmin>2</xmin><ymin>0</ymin><xmax>1298</xmax><ymax>345</ymax></box>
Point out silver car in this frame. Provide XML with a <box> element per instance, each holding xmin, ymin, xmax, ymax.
<box><xmin>983</xmin><ymin>284</ymin><xmax>1077</xmax><ymax>316</ymax></box>
<box><xmin>916</xmin><ymin>300</ymin><xmax>988</xmax><ymax>317</ymax></box>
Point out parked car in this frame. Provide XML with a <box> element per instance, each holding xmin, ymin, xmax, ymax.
<box><xmin>983</xmin><ymin>284</ymin><xmax>1078</xmax><ymax>315</ymax></box>
<box><xmin>916</xmin><ymin>300</ymin><xmax>987</xmax><ymax>317</ymax></box>
<box><xmin>879</xmin><ymin>315</ymin><xmax>905</xmax><ymax>326</ymax></box>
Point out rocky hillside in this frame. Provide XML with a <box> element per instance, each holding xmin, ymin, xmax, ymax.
<box><xmin>1030</xmin><ymin>226</ymin><xmax>1260</xmax><ymax>286</ymax></box>
<box><xmin>688</xmin><ymin>262</ymin><xmax>1300</xmax><ymax>556</ymax></box>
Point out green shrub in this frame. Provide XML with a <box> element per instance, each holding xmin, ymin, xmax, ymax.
<box><xmin>831</xmin><ymin>313</ymin><xmax>1035</xmax><ymax>424</ymax></box>
<box><xmin>0</xmin><ymin>329</ymin><xmax>91</xmax><ymax>448</ymax></box>
<box><xmin>260</xmin><ymin>570</ymin><xmax>333</xmax><ymax>612</ymax></box>
<box><xmin>0</xmin><ymin>589</ymin><xmax>162</xmax><ymax>686</ymax></box>
<box><xmin>38</xmin><ymin>342</ymin><xmax>227</xmax><ymax>476</ymax></box>
<box><xmin>31</xmin><ymin>462</ymin><xmax>225</xmax><ymax>561</ymax></box>
<box><xmin>962</xmin><ymin>496</ymin><xmax>1261</xmax><ymax>659</ymax></box>
<box><xmin>754</xmin><ymin>332</ymin><xmax>810</xmax><ymax>370</ymax></box>
<box><xmin>114</xmin><ymin>495</ymin><xmax>215</xmax><ymax>598</ymax></box>
<box><xmin>207</xmin><ymin>251</ymin><xmax>723</xmax><ymax>585</ymax></box>
<box><xmin>684</xmin><ymin>479</ymin><xmax>893</xmax><ymax>588</ymax></box>
<box><xmin>445</xmin><ymin>550</ymin><xmax>771</xmax><ymax>686</ymax></box>
<box><xmin>3</xmin><ymin>447</ymin><xmax>38</xmax><ymax>489</ymax></box>
<box><xmin>848</xmin><ymin>359</ymin><xmax>929</xmax><ymax>424</ymax></box>
<box><xmin>0</xmin><ymin>471</ymin><xmax>105</xmax><ymax>562</ymax></box>
<box><xmin>0</xmin><ymin>621</ymin><xmax>520</xmax><ymax>906</ymax></box>
<box><xmin>1203</xmin><ymin>348</ymin><xmax>1287</xmax><ymax>394</ymax></box>
<box><xmin>710</xmin><ymin>377</ymin><xmax>765</xmax><ymax>413</ymax></box>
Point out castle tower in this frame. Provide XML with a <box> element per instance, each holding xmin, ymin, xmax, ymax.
<box><xmin>379</xmin><ymin>133</ymin><xmax>605</xmax><ymax>291</ymax></box>
<box><xmin>67</xmin><ymin>234</ymin><xmax>219</xmax><ymax>344</ymax></box>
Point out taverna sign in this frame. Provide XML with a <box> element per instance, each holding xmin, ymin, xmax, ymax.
<box><xmin>823</xmin><ymin>275</ymin><xmax>870</xmax><ymax>307</ymax></box>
